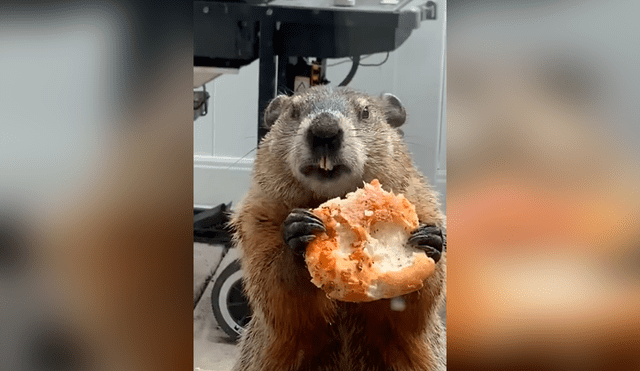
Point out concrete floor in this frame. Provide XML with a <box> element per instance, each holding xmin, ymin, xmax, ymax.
<box><xmin>193</xmin><ymin>243</ymin><xmax>240</xmax><ymax>371</ymax></box>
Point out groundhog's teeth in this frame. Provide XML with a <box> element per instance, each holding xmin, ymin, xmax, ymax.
<box><xmin>320</xmin><ymin>157</ymin><xmax>334</xmax><ymax>171</ymax></box>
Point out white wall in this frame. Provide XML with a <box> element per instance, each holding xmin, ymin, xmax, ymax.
<box><xmin>194</xmin><ymin>7</ymin><xmax>446</xmax><ymax>211</ymax></box>
<box><xmin>194</xmin><ymin>61</ymin><xmax>259</xmax><ymax>209</ymax></box>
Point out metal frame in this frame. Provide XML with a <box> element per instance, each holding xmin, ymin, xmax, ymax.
<box><xmin>194</xmin><ymin>0</ymin><xmax>438</xmax><ymax>144</ymax></box>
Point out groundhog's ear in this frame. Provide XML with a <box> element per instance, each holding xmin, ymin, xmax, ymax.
<box><xmin>382</xmin><ymin>93</ymin><xmax>406</xmax><ymax>128</ymax></box>
<box><xmin>263</xmin><ymin>95</ymin><xmax>289</xmax><ymax>129</ymax></box>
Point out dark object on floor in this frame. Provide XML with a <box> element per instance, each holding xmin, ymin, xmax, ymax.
<box><xmin>194</xmin><ymin>203</ymin><xmax>233</xmax><ymax>245</ymax></box>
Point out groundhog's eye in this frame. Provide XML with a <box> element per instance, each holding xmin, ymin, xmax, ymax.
<box><xmin>290</xmin><ymin>106</ymin><xmax>300</xmax><ymax>119</ymax></box>
<box><xmin>360</xmin><ymin>106</ymin><xmax>370</xmax><ymax>120</ymax></box>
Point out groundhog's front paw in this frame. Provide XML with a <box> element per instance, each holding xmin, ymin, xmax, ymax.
<box><xmin>408</xmin><ymin>224</ymin><xmax>444</xmax><ymax>263</ymax></box>
<box><xmin>283</xmin><ymin>209</ymin><xmax>326</xmax><ymax>257</ymax></box>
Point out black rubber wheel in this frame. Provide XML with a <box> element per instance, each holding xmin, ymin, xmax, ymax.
<box><xmin>211</xmin><ymin>260</ymin><xmax>252</xmax><ymax>341</ymax></box>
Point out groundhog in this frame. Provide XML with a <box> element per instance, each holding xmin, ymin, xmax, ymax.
<box><xmin>230</xmin><ymin>86</ymin><xmax>446</xmax><ymax>371</ymax></box>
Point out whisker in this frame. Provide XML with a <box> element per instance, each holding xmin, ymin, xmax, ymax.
<box><xmin>225</xmin><ymin>147</ymin><xmax>258</xmax><ymax>170</ymax></box>
<box><xmin>277</xmin><ymin>86</ymin><xmax>294</xmax><ymax>96</ymax></box>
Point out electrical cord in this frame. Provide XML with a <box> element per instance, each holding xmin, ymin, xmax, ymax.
<box><xmin>327</xmin><ymin>52</ymin><xmax>390</xmax><ymax>67</ymax></box>
<box><xmin>359</xmin><ymin>52</ymin><xmax>390</xmax><ymax>67</ymax></box>
<box><xmin>327</xmin><ymin>54</ymin><xmax>373</xmax><ymax>67</ymax></box>
<box><xmin>338</xmin><ymin>55</ymin><xmax>360</xmax><ymax>86</ymax></box>
<box><xmin>331</xmin><ymin>52</ymin><xmax>391</xmax><ymax>86</ymax></box>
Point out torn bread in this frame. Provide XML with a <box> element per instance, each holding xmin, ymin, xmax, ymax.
<box><xmin>305</xmin><ymin>179</ymin><xmax>436</xmax><ymax>302</ymax></box>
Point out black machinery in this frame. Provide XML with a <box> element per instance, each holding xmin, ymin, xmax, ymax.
<box><xmin>194</xmin><ymin>0</ymin><xmax>437</xmax><ymax>143</ymax></box>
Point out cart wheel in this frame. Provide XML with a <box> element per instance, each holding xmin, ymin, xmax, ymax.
<box><xmin>211</xmin><ymin>260</ymin><xmax>252</xmax><ymax>341</ymax></box>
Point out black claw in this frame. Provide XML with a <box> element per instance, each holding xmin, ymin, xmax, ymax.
<box><xmin>411</xmin><ymin>225</ymin><xmax>442</xmax><ymax>238</ymax></box>
<box><xmin>283</xmin><ymin>209</ymin><xmax>326</xmax><ymax>256</ymax></box>
<box><xmin>283</xmin><ymin>221</ymin><xmax>325</xmax><ymax>244</ymax></box>
<box><xmin>288</xmin><ymin>208</ymin><xmax>325</xmax><ymax>224</ymax></box>
<box><xmin>287</xmin><ymin>235</ymin><xmax>317</xmax><ymax>256</ymax></box>
<box><xmin>421</xmin><ymin>245</ymin><xmax>442</xmax><ymax>263</ymax></box>
<box><xmin>408</xmin><ymin>233</ymin><xmax>442</xmax><ymax>249</ymax></box>
<box><xmin>409</xmin><ymin>224</ymin><xmax>444</xmax><ymax>263</ymax></box>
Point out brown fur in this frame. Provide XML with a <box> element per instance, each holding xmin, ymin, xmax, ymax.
<box><xmin>230</xmin><ymin>86</ymin><xmax>446</xmax><ymax>371</ymax></box>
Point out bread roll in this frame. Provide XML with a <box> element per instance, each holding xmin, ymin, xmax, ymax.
<box><xmin>305</xmin><ymin>179</ymin><xmax>436</xmax><ymax>302</ymax></box>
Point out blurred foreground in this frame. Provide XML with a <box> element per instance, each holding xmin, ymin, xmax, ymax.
<box><xmin>448</xmin><ymin>0</ymin><xmax>640</xmax><ymax>370</ymax></box>
<box><xmin>1</xmin><ymin>1</ymin><xmax>193</xmax><ymax>370</ymax></box>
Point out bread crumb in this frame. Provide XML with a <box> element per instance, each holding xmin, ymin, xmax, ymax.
<box><xmin>364</xmin><ymin>210</ymin><xmax>373</xmax><ymax>217</ymax></box>
<box><xmin>390</xmin><ymin>297</ymin><xmax>407</xmax><ymax>311</ymax></box>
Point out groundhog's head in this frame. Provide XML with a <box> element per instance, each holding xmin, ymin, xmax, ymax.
<box><xmin>260</xmin><ymin>86</ymin><xmax>406</xmax><ymax>199</ymax></box>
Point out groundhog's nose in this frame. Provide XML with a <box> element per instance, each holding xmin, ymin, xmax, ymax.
<box><xmin>307</xmin><ymin>112</ymin><xmax>343</xmax><ymax>154</ymax></box>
